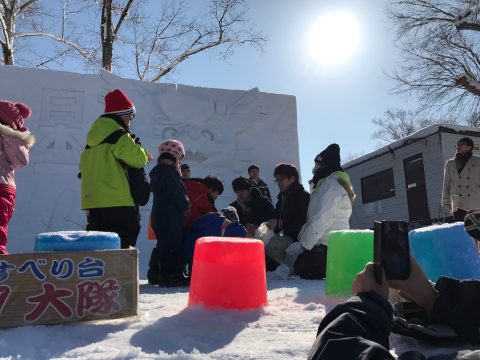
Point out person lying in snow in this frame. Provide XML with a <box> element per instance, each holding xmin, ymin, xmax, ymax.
<box><xmin>307</xmin><ymin>256</ymin><xmax>480</xmax><ymax>360</ymax></box>
<box><xmin>183</xmin><ymin>210</ymin><xmax>247</xmax><ymax>274</ymax></box>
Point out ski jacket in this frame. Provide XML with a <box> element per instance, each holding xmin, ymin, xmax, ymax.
<box><xmin>183</xmin><ymin>212</ymin><xmax>247</xmax><ymax>267</ymax></box>
<box><xmin>0</xmin><ymin>123</ymin><xmax>34</xmax><ymax>188</ymax></box>
<box><xmin>308</xmin><ymin>291</ymin><xmax>394</xmax><ymax>360</ymax></box>
<box><xmin>274</xmin><ymin>182</ymin><xmax>310</xmax><ymax>240</ymax></box>
<box><xmin>245</xmin><ymin>187</ymin><xmax>276</xmax><ymax>227</ymax></box>
<box><xmin>308</xmin><ymin>277</ymin><xmax>480</xmax><ymax>359</ymax></box>
<box><xmin>184</xmin><ymin>180</ymin><xmax>216</xmax><ymax>227</ymax></box>
<box><xmin>150</xmin><ymin>163</ymin><xmax>189</xmax><ymax>233</ymax></box>
<box><xmin>79</xmin><ymin>116</ymin><xmax>149</xmax><ymax>209</ymax></box>
<box><xmin>298</xmin><ymin>171</ymin><xmax>354</xmax><ymax>250</ymax></box>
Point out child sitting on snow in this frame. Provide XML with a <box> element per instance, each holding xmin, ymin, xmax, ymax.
<box><xmin>0</xmin><ymin>101</ymin><xmax>35</xmax><ymax>254</ymax></box>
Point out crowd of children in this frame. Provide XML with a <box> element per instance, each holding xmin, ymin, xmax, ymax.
<box><xmin>4</xmin><ymin>89</ymin><xmax>480</xmax><ymax>359</ymax></box>
<box><xmin>0</xmin><ymin>89</ymin><xmax>359</xmax><ymax>288</ymax></box>
<box><xmin>144</xmin><ymin>137</ymin><xmax>356</xmax><ymax>286</ymax></box>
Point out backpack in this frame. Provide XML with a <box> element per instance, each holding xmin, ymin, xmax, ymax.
<box><xmin>83</xmin><ymin>129</ymin><xmax>151</xmax><ymax>206</ymax></box>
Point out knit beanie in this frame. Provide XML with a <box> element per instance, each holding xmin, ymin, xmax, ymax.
<box><xmin>158</xmin><ymin>139</ymin><xmax>185</xmax><ymax>161</ymax></box>
<box><xmin>311</xmin><ymin>143</ymin><xmax>343</xmax><ymax>187</ymax></box>
<box><xmin>104</xmin><ymin>89</ymin><xmax>136</xmax><ymax>117</ymax></box>
<box><xmin>315</xmin><ymin>143</ymin><xmax>341</xmax><ymax>167</ymax></box>
<box><xmin>0</xmin><ymin>101</ymin><xmax>32</xmax><ymax>132</ymax></box>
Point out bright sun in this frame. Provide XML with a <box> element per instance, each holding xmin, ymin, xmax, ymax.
<box><xmin>308</xmin><ymin>12</ymin><xmax>361</xmax><ymax>66</ymax></box>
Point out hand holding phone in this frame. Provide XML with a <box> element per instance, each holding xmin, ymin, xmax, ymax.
<box><xmin>374</xmin><ymin>220</ymin><xmax>411</xmax><ymax>285</ymax></box>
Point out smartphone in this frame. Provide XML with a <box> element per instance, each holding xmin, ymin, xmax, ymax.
<box><xmin>373</xmin><ymin>220</ymin><xmax>411</xmax><ymax>284</ymax></box>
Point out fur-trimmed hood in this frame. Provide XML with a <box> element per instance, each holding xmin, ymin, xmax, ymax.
<box><xmin>0</xmin><ymin>122</ymin><xmax>35</xmax><ymax>147</ymax></box>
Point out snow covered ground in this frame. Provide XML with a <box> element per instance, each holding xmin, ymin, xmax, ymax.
<box><xmin>0</xmin><ymin>277</ymin><xmax>477</xmax><ymax>360</ymax></box>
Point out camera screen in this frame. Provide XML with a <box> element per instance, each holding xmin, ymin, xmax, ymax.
<box><xmin>382</xmin><ymin>221</ymin><xmax>410</xmax><ymax>279</ymax></box>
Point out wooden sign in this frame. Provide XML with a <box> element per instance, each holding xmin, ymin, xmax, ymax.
<box><xmin>0</xmin><ymin>249</ymin><xmax>138</xmax><ymax>328</ymax></box>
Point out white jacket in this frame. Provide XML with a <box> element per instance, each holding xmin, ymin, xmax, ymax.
<box><xmin>298</xmin><ymin>174</ymin><xmax>353</xmax><ymax>250</ymax></box>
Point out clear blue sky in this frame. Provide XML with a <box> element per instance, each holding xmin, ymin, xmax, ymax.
<box><xmin>158</xmin><ymin>0</ymin><xmax>419</xmax><ymax>185</ymax></box>
<box><xmin>23</xmin><ymin>0</ymin><xmax>419</xmax><ymax>186</ymax></box>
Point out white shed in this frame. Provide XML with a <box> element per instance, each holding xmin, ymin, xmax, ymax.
<box><xmin>343</xmin><ymin>124</ymin><xmax>480</xmax><ymax>229</ymax></box>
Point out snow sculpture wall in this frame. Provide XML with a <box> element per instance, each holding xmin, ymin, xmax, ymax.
<box><xmin>0</xmin><ymin>66</ymin><xmax>299</xmax><ymax>276</ymax></box>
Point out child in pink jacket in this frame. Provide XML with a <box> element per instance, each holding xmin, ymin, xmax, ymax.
<box><xmin>0</xmin><ymin>101</ymin><xmax>35</xmax><ymax>254</ymax></box>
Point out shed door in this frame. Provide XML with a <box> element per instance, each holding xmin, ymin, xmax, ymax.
<box><xmin>403</xmin><ymin>154</ymin><xmax>430</xmax><ymax>222</ymax></box>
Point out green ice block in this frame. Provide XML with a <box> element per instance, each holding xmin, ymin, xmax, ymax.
<box><xmin>325</xmin><ymin>230</ymin><xmax>374</xmax><ymax>296</ymax></box>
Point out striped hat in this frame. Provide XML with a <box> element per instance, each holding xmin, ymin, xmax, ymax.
<box><xmin>104</xmin><ymin>89</ymin><xmax>136</xmax><ymax>117</ymax></box>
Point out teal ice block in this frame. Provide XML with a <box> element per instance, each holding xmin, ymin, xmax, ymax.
<box><xmin>34</xmin><ymin>231</ymin><xmax>120</xmax><ymax>252</ymax></box>
<box><xmin>409</xmin><ymin>223</ymin><xmax>480</xmax><ymax>281</ymax></box>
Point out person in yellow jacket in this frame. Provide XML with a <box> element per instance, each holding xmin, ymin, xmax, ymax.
<box><xmin>79</xmin><ymin>89</ymin><xmax>153</xmax><ymax>248</ymax></box>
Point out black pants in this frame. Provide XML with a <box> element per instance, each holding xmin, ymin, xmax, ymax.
<box><xmin>86</xmin><ymin>206</ymin><xmax>141</xmax><ymax>249</ymax></box>
<box><xmin>453</xmin><ymin>209</ymin><xmax>467</xmax><ymax>222</ymax></box>
<box><xmin>294</xmin><ymin>244</ymin><xmax>328</xmax><ymax>280</ymax></box>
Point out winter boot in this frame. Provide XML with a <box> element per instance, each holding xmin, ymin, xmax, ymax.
<box><xmin>147</xmin><ymin>247</ymin><xmax>161</xmax><ymax>285</ymax></box>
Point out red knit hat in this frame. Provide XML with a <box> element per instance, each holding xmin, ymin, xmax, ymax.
<box><xmin>104</xmin><ymin>89</ymin><xmax>135</xmax><ymax>116</ymax></box>
<box><xmin>158</xmin><ymin>139</ymin><xmax>185</xmax><ymax>160</ymax></box>
<box><xmin>0</xmin><ymin>100</ymin><xmax>32</xmax><ymax>132</ymax></box>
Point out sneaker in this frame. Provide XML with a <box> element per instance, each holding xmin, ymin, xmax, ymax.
<box><xmin>182</xmin><ymin>264</ymin><xmax>190</xmax><ymax>278</ymax></box>
<box><xmin>464</xmin><ymin>209</ymin><xmax>480</xmax><ymax>240</ymax></box>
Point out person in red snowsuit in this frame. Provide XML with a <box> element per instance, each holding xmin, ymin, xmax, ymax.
<box><xmin>0</xmin><ymin>100</ymin><xmax>35</xmax><ymax>254</ymax></box>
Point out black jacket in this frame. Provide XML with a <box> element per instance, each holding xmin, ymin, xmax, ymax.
<box><xmin>150</xmin><ymin>163</ymin><xmax>189</xmax><ymax>240</ymax></box>
<box><xmin>307</xmin><ymin>292</ymin><xmax>393</xmax><ymax>360</ymax></box>
<box><xmin>274</xmin><ymin>182</ymin><xmax>310</xmax><ymax>240</ymax></box>
<box><xmin>250</xmin><ymin>177</ymin><xmax>272</xmax><ymax>202</ymax></box>
<box><xmin>230</xmin><ymin>188</ymin><xmax>275</xmax><ymax>227</ymax></box>
<box><xmin>229</xmin><ymin>199</ymin><xmax>248</xmax><ymax>226</ymax></box>
<box><xmin>308</xmin><ymin>277</ymin><xmax>480</xmax><ymax>360</ymax></box>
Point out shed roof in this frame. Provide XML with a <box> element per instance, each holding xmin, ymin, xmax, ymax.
<box><xmin>343</xmin><ymin>124</ymin><xmax>480</xmax><ymax>169</ymax></box>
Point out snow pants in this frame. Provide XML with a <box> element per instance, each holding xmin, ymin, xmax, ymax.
<box><xmin>0</xmin><ymin>184</ymin><xmax>16</xmax><ymax>255</ymax></box>
<box><xmin>86</xmin><ymin>206</ymin><xmax>141</xmax><ymax>249</ymax></box>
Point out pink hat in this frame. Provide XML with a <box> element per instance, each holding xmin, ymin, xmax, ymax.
<box><xmin>104</xmin><ymin>89</ymin><xmax>135</xmax><ymax>116</ymax></box>
<box><xmin>0</xmin><ymin>101</ymin><xmax>31</xmax><ymax>131</ymax></box>
<box><xmin>158</xmin><ymin>139</ymin><xmax>185</xmax><ymax>160</ymax></box>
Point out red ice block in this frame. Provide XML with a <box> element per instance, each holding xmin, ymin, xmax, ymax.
<box><xmin>188</xmin><ymin>237</ymin><xmax>268</xmax><ymax>310</ymax></box>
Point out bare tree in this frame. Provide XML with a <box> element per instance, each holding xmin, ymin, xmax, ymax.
<box><xmin>371</xmin><ymin>108</ymin><xmax>455</xmax><ymax>143</ymax></box>
<box><xmin>0</xmin><ymin>0</ymin><xmax>98</xmax><ymax>69</ymax></box>
<box><xmin>387</xmin><ymin>1</ymin><xmax>480</xmax><ymax>121</ymax></box>
<box><xmin>131</xmin><ymin>0</ymin><xmax>266</xmax><ymax>81</ymax></box>
<box><xmin>100</xmin><ymin>0</ymin><xmax>134</xmax><ymax>71</ymax></box>
<box><xmin>1</xmin><ymin>1</ymin><xmax>266</xmax><ymax>80</ymax></box>
<box><xmin>0</xmin><ymin>0</ymin><xmax>42</xmax><ymax>65</ymax></box>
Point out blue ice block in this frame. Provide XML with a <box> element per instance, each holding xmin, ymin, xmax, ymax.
<box><xmin>34</xmin><ymin>231</ymin><xmax>120</xmax><ymax>252</ymax></box>
<box><xmin>409</xmin><ymin>222</ymin><xmax>480</xmax><ymax>281</ymax></box>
